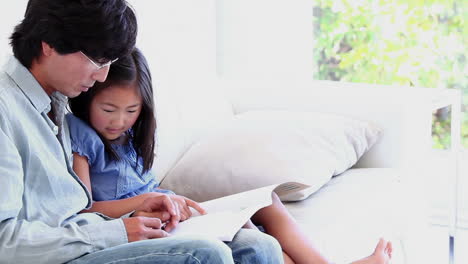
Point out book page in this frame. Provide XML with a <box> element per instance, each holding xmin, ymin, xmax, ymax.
<box><xmin>198</xmin><ymin>184</ymin><xmax>277</xmax><ymax>214</ymax></box>
<box><xmin>168</xmin><ymin>182</ymin><xmax>312</xmax><ymax>241</ymax></box>
<box><xmin>169</xmin><ymin>185</ymin><xmax>277</xmax><ymax>241</ymax></box>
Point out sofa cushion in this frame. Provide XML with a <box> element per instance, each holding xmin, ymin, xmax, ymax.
<box><xmin>160</xmin><ymin>110</ymin><xmax>381</xmax><ymax>202</ymax></box>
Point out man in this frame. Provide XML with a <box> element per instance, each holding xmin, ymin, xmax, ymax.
<box><xmin>0</xmin><ymin>0</ymin><xmax>283</xmax><ymax>263</ymax></box>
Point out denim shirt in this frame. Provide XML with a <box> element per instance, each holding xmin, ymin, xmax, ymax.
<box><xmin>66</xmin><ymin>114</ymin><xmax>174</xmax><ymax>201</ymax></box>
<box><xmin>0</xmin><ymin>56</ymin><xmax>127</xmax><ymax>264</ymax></box>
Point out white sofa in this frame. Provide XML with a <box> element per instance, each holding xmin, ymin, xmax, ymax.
<box><xmin>132</xmin><ymin>2</ymin><xmax>455</xmax><ymax>262</ymax></box>
<box><xmin>151</xmin><ymin>77</ymin><xmax>452</xmax><ymax>264</ymax></box>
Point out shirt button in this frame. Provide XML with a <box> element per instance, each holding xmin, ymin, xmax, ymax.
<box><xmin>53</xmin><ymin>126</ymin><xmax>59</xmax><ymax>135</ymax></box>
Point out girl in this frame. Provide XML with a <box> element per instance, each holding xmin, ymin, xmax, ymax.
<box><xmin>67</xmin><ymin>48</ymin><xmax>392</xmax><ymax>264</ymax></box>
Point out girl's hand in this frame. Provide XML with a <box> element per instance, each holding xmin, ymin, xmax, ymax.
<box><xmin>132</xmin><ymin>194</ymin><xmax>180</xmax><ymax>232</ymax></box>
<box><xmin>131</xmin><ymin>193</ymin><xmax>206</xmax><ymax>231</ymax></box>
<box><xmin>170</xmin><ymin>195</ymin><xmax>206</xmax><ymax>221</ymax></box>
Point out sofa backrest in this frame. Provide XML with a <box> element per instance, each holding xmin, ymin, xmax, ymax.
<box><xmin>223</xmin><ymin>79</ymin><xmax>438</xmax><ymax>170</ymax></box>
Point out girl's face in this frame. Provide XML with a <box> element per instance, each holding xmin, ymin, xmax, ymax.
<box><xmin>89</xmin><ymin>84</ymin><xmax>142</xmax><ymax>141</ymax></box>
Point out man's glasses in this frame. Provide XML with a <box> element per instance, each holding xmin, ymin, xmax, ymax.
<box><xmin>79</xmin><ymin>51</ymin><xmax>119</xmax><ymax>70</ymax></box>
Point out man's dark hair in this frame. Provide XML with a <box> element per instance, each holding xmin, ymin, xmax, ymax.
<box><xmin>10</xmin><ymin>0</ymin><xmax>138</xmax><ymax>68</ymax></box>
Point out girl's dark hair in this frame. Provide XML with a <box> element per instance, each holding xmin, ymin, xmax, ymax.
<box><xmin>69</xmin><ymin>48</ymin><xmax>156</xmax><ymax>173</ymax></box>
<box><xmin>10</xmin><ymin>0</ymin><xmax>137</xmax><ymax>68</ymax></box>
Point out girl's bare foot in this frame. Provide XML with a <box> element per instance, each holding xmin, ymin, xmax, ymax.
<box><xmin>351</xmin><ymin>238</ymin><xmax>392</xmax><ymax>264</ymax></box>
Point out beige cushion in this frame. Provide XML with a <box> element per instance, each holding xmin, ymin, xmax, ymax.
<box><xmin>160</xmin><ymin>110</ymin><xmax>381</xmax><ymax>202</ymax></box>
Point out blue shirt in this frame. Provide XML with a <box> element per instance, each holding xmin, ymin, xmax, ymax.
<box><xmin>0</xmin><ymin>55</ymin><xmax>127</xmax><ymax>263</ymax></box>
<box><xmin>66</xmin><ymin>114</ymin><xmax>173</xmax><ymax>201</ymax></box>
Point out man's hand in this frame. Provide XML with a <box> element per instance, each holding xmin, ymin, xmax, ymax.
<box><xmin>123</xmin><ymin>216</ymin><xmax>169</xmax><ymax>242</ymax></box>
<box><xmin>131</xmin><ymin>194</ymin><xmax>180</xmax><ymax>232</ymax></box>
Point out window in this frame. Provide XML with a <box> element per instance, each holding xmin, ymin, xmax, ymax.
<box><xmin>313</xmin><ymin>0</ymin><xmax>467</xmax><ymax>148</ymax></box>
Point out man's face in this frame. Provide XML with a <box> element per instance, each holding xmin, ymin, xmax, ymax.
<box><xmin>35</xmin><ymin>44</ymin><xmax>113</xmax><ymax>98</ymax></box>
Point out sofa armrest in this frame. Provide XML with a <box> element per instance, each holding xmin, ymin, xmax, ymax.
<box><xmin>223</xmin><ymin>80</ymin><xmax>459</xmax><ymax>169</ymax></box>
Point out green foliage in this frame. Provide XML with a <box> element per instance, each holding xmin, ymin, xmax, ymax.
<box><xmin>313</xmin><ymin>0</ymin><xmax>467</xmax><ymax>148</ymax></box>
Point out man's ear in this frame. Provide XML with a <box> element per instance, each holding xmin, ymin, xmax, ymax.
<box><xmin>41</xmin><ymin>41</ymin><xmax>54</xmax><ymax>57</ymax></box>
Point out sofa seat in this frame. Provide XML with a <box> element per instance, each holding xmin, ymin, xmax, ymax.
<box><xmin>285</xmin><ymin>168</ymin><xmax>406</xmax><ymax>264</ymax></box>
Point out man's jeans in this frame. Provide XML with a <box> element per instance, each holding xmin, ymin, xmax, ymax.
<box><xmin>68</xmin><ymin>229</ymin><xmax>283</xmax><ymax>264</ymax></box>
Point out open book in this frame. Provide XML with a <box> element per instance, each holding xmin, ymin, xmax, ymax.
<box><xmin>169</xmin><ymin>182</ymin><xmax>311</xmax><ymax>241</ymax></box>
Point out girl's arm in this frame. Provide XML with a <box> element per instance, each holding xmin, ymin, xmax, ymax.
<box><xmin>72</xmin><ymin>153</ymin><xmax>164</xmax><ymax>218</ymax></box>
<box><xmin>72</xmin><ymin>153</ymin><xmax>92</xmax><ymax>195</ymax></box>
<box><xmin>83</xmin><ymin>193</ymin><xmax>162</xmax><ymax>218</ymax></box>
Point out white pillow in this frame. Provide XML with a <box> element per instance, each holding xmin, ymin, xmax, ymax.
<box><xmin>160</xmin><ymin>110</ymin><xmax>381</xmax><ymax>202</ymax></box>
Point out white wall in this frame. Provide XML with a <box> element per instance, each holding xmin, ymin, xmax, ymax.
<box><xmin>0</xmin><ymin>0</ymin><xmax>28</xmax><ymax>64</ymax></box>
<box><xmin>216</xmin><ymin>0</ymin><xmax>315</xmax><ymax>85</ymax></box>
<box><xmin>128</xmin><ymin>0</ymin><xmax>217</xmax><ymax>83</ymax></box>
<box><xmin>126</xmin><ymin>1</ymin><xmax>234</xmax><ymax>180</ymax></box>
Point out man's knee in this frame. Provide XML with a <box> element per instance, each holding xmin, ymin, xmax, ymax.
<box><xmin>246</xmin><ymin>230</ymin><xmax>283</xmax><ymax>260</ymax></box>
<box><xmin>183</xmin><ymin>237</ymin><xmax>234</xmax><ymax>264</ymax></box>
<box><xmin>230</xmin><ymin>229</ymin><xmax>283</xmax><ymax>263</ymax></box>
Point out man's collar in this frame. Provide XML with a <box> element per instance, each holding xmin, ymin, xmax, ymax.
<box><xmin>4</xmin><ymin>55</ymin><xmax>51</xmax><ymax>114</ymax></box>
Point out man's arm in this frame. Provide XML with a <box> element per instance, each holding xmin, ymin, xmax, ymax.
<box><xmin>0</xmin><ymin>124</ymin><xmax>127</xmax><ymax>263</ymax></box>
<box><xmin>0</xmin><ymin>113</ymin><xmax>183</xmax><ymax>263</ymax></box>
